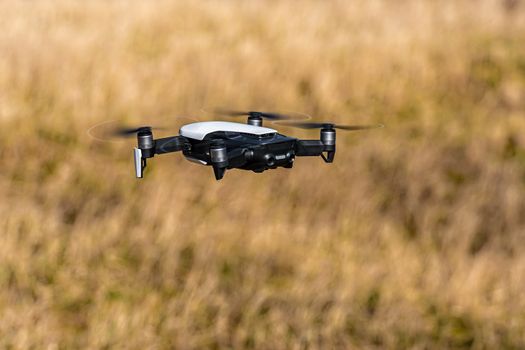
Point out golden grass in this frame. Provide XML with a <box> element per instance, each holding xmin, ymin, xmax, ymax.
<box><xmin>1</xmin><ymin>0</ymin><xmax>525</xmax><ymax>348</ymax></box>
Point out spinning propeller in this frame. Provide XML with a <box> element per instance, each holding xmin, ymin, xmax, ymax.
<box><xmin>87</xmin><ymin>116</ymin><xmax>198</xmax><ymax>142</ymax></box>
<box><xmin>112</xmin><ymin>126</ymin><xmax>162</xmax><ymax>137</ymax></box>
<box><xmin>214</xmin><ymin>109</ymin><xmax>299</xmax><ymax>120</ymax></box>
<box><xmin>275</xmin><ymin>121</ymin><xmax>384</xmax><ymax>130</ymax></box>
<box><xmin>209</xmin><ymin>109</ymin><xmax>309</xmax><ymax>126</ymax></box>
<box><xmin>274</xmin><ymin>120</ymin><xmax>383</xmax><ymax>163</ymax></box>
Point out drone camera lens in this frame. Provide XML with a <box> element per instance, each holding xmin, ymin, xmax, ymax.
<box><xmin>264</xmin><ymin>154</ymin><xmax>275</xmax><ymax>167</ymax></box>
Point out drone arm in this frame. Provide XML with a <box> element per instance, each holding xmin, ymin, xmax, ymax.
<box><xmin>295</xmin><ymin>139</ymin><xmax>335</xmax><ymax>163</ymax></box>
<box><xmin>154</xmin><ymin>136</ymin><xmax>188</xmax><ymax>155</ymax></box>
<box><xmin>134</xmin><ymin>135</ymin><xmax>189</xmax><ymax>178</ymax></box>
<box><xmin>295</xmin><ymin>140</ymin><xmax>325</xmax><ymax>157</ymax></box>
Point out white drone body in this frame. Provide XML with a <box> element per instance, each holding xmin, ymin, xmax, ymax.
<box><xmin>179</xmin><ymin>121</ymin><xmax>277</xmax><ymax>140</ymax></box>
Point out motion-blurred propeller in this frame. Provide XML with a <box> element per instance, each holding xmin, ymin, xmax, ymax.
<box><xmin>112</xmin><ymin>126</ymin><xmax>160</xmax><ymax>137</ymax></box>
<box><xmin>275</xmin><ymin>121</ymin><xmax>384</xmax><ymax>130</ymax></box>
<box><xmin>212</xmin><ymin>109</ymin><xmax>305</xmax><ymax>121</ymax></box>
<box><xmin>87</xmin><ymin>116</ymin><xmax>198</xmax><ymax>142</ymax></box>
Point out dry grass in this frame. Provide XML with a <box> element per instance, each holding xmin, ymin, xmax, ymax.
<box><xmin>1</xmin><ymin>0</ymin><xmax>525</xmax><ymax>348</ymax></box>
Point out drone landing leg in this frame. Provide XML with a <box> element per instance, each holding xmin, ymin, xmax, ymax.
<box><xmin>321</xmin><ymin>151</ymin><xmax>335</xmax><ymax>163</ymax></box>
<box><xmin>134</xmin><ymin>148</ymin><xmax>147</xmax><ymax>178</ymax></box>
<box><xmin>212</xmin><ymin>166</ymin><xmax>226</xmax><ymax>180</ymax></box>
<box><xmin>210</xmin><ymin>140</ymin><xmax>228</xmax><ymax>181</ymax></box>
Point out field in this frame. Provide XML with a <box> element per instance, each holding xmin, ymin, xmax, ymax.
<box><xmin>1</xmin><ymin>0</ymin><xmax>525</xmax><ymax>348</ymax></box>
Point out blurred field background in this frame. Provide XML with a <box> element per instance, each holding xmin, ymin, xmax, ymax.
<box><xmin>1</xmin><ymin>0</ymin><xmax>525</xmax><ymax>348</ymax></box>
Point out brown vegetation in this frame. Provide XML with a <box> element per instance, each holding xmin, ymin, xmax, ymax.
<box><xmin>1</xmin><ymin>0</ymin><xmax>525</xmax><ymax>348</ymax></box>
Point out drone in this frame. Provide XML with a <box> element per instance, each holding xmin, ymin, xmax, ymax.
<box><xmin>112</xmin><ymin>111</ymin><xmax>383</xmax><ymax>180</ymax></box>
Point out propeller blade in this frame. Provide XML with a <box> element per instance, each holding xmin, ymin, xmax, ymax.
<box><xmin>275</xmin><ymin>121</ymin><xmax>330</xmax><ymax>129</ymax></box>
<box><xmin>256</xmin><ymin>112</ymin><xmax>294</xmax><ymax>120</ymax></box>
<box><xmin>112</xmin><ymin>126</ymin><xmax>157</xmax><ymax>137</ymax></box>
<box><xmin>335</xmin><ymin>124</ymin><xmax>384</xmax><ymax>130</ymax></box>
<box><xmin>275</xmin><ymin>121</ymin><xmax>384</xmax><ymax>130</ymax></box>
<box><xmin>212</xmin><ymin>109</ymin><xmax>301</xmax><ymax>120</ymax></box>
<box><xmin>87</xmin><ymin>116</ymin><xmax>199</xmax><ymax>142</ymax></box>
<box><xmin>213</xmin><ymin>109</ymin><xmax>250</xmax><ymax>117</ymax></box>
